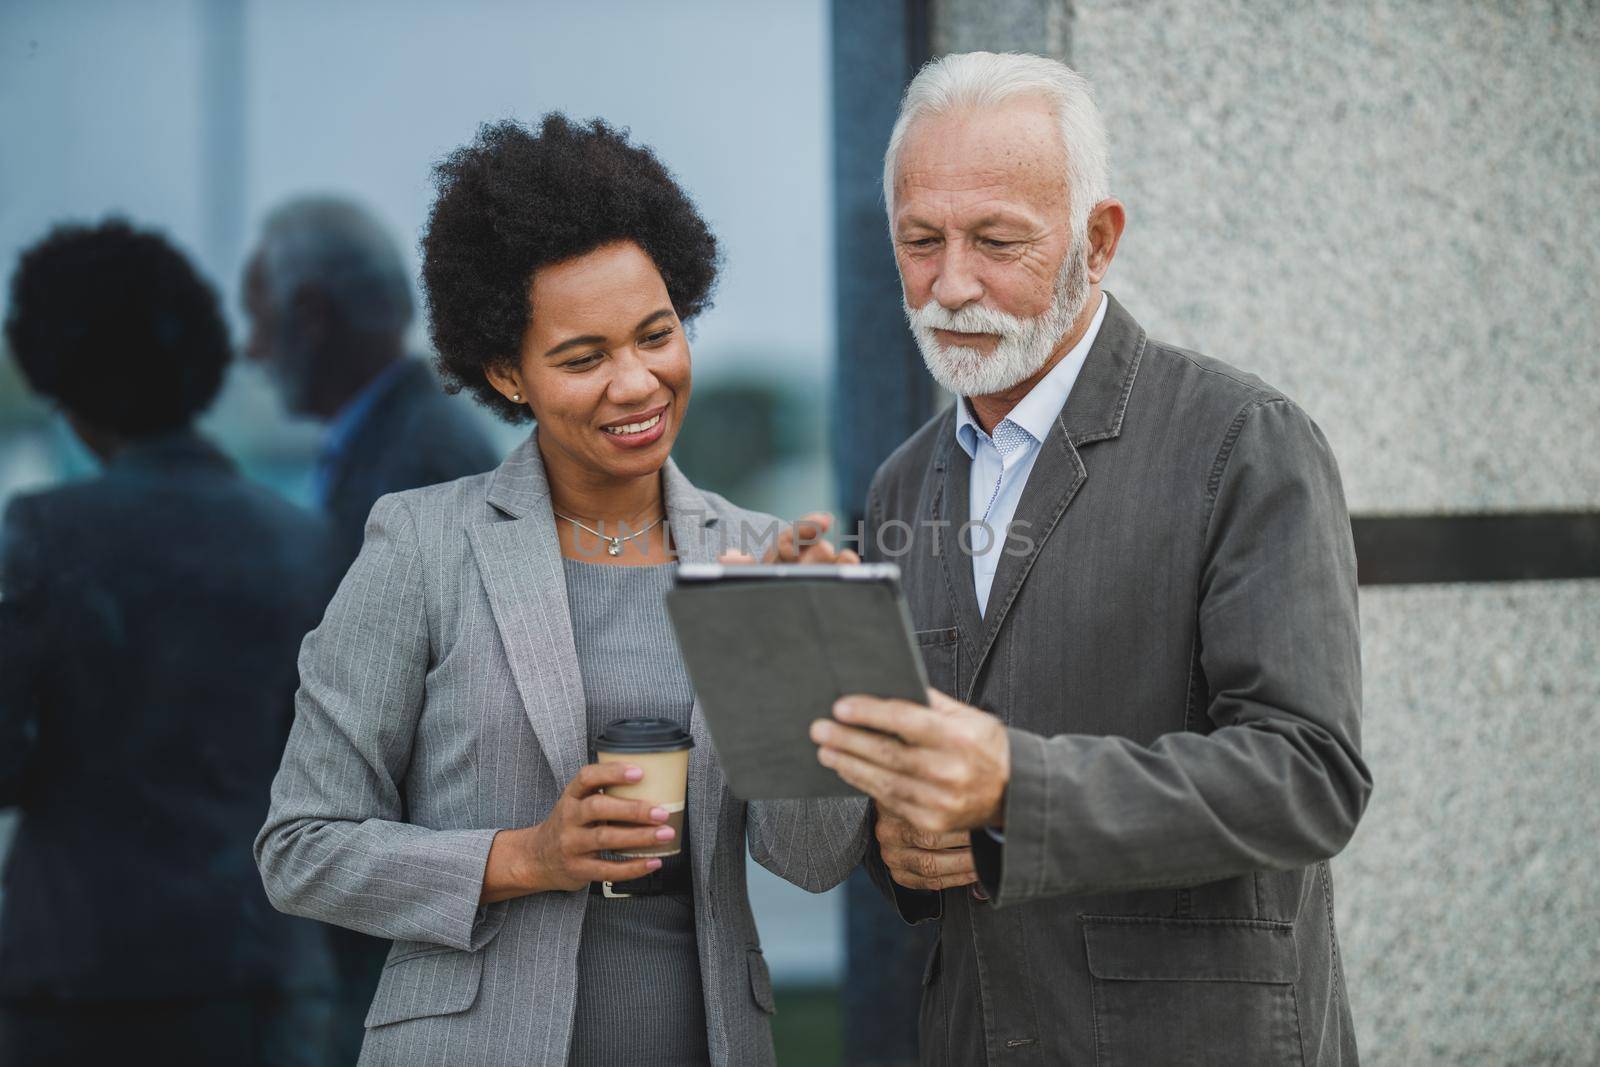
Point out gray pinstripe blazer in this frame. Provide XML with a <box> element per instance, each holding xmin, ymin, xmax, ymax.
<box><xmin>255</xmin><ymin>432</ymin><xmax>869</xmax><ymax>1066</ymax></box>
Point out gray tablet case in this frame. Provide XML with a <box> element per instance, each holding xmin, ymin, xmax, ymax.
<box><xmin>664</xmin><ymin>563</ymin><xmax>928</xmax><ymax>799</ymax></box>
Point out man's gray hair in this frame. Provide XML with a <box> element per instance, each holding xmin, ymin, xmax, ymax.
<box><xmin>256</xmin><ymin>196</ymin><xmax>413</xmax><ymax>335</ymax></box>
<box><xmin>883</xmin><ymin>51</ymin><xmax>1110</xmax><ymax>229</ymax></box>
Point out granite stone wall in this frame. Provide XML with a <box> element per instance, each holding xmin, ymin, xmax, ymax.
<box><xmin>1070</xmin><ymin>2</ymin><xmax>1600</xmax><ymax>1061</ymax></box>
<box><xmin>1348</xmin><ymin>582</ymin><xmax>1598</xmax><ymax>1063</ymax></box>
<box><xmin>1071</xmin><ymin>0</ymin><xmax>1600</xmax><ymax>513</ymax></box>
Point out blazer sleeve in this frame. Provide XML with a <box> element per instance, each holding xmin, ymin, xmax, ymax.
<box><xmin>254</xmin><ymin>494</ymin><xmax>505</xmax><ymax>951</ymax></box>
<box><xmin>971</xmin><ymin>398</ymin><xmax>1372</xmax><ymax>906</ymax></box>
<box><xmin>745</xmin><ymin>794</ymin><xmax>871</xmax><ymax>893</ymax></box>
<box><xmin>856</xmin><ymin>477</ymin><xmax>944</xmax><ymax>923</ymax></box>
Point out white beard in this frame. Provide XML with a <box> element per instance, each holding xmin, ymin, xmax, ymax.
<box><xmin>903</xmin><ymin>237</ymin><xmax>1091</xmax><ymax>398</ymax></box>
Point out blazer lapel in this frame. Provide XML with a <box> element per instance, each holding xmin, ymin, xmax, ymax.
<box><xmin>965</xmin><ymin>294</ymin><xmax>1148</xmax><ymax>696</ymax></box>
<box><xmin>466</xmin><ymin>432</ymin><xmax>589</xmax><ymax>788</ymax></box>
<box><xmin>932</xmin><ymin>429</ymin><xmax>988</xmax><ymax>674</ymax></box>
<box><xmin>967</xmin><ymin>420</ymin><xmax>1089</xmax><ymax>699</ymax></box>
<box><xmin>661</xmin><ymin>459</ymin><xmax>729</xmax><ymax>895</ymax></box>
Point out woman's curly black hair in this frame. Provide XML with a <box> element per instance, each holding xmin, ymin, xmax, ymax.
<box><xmin>421</xmin><ymin>114</ymin><xmax>720</xmax><ymax>423</ymax></box>
<box><xmin>3</xmin><ymin>219</ymin><xmax>230</xmax><ymax>437</ymax></box>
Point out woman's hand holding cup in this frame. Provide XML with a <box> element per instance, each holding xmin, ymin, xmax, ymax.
<box><xmin>522</xmin><ymin>762</ymin><xmax>674</xmax><ymax>892</ymax></box>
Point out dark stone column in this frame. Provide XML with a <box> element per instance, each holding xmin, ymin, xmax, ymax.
<box><xmin>830</xmin><ymin>0</ymin><xmax>938</xmax><ymax>526</ymax></box>
<box><xmin>830</xmin><ymin>2</ymin><xmax>937</xmax><ymax>1064</ymax></box>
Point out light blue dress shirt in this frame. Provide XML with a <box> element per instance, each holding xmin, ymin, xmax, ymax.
<box><xmin>954</xmin><ymin>292</ymin><xmax>1107</xmax><ymax>617</ymax></box>
<box><xmin>310</xmin><ymin>358</ymin><xmax>410</xmax><ymax>506</ymax></box>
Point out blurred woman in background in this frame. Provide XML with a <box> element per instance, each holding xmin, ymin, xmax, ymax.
<box><xmin>0</xmin><ymin>220</ymin><xmax>338</xmax><ymax>1066</ymax></box>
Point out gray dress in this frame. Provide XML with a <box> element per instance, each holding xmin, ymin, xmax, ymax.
<box><xmin>562</xmin><ymin>558</ymin><xmax>710</xmax><ymax>1067</ymax></box>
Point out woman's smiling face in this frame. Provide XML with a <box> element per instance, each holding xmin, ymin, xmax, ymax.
<box><xmin>488</xmin><ymin>240</ymin><xmax>691</xmax><ymax>489</ymax></box>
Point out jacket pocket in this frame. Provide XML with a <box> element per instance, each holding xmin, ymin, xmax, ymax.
<box><xmin>915</xmin><ymin>628</ymin><xmax>960</xmax><ymax>698</ymax></box>
<box><xmin>364</xmin><ymin>943</ymin><xmax>485</xmax><ymax>1029</ymax></box>
<box><xmin>746</xmin><ymin>947</ymin><xmax>776</xmax><ymax>1014</ymax></box>
<box><xmin>1083</xmin><ymin>916</ymin><xmax>1304</xmax><ymax>1067</ymax></box>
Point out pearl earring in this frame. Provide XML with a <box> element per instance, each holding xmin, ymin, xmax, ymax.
<box><xmin>512</xmin><ymin>392</ymin><xmax>522</xmax><ymax>402</ymax></box>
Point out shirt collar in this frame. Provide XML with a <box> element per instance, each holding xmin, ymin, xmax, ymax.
<box><xmin>955</xmin><ymin>291</ymin><xmax>1107</xmax><ymax>458</ymax></box>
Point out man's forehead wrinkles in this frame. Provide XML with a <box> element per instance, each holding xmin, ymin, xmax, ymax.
<box><xmin>902</xmin><ymin>167</ymin><xmax>1036</xmax><ymax>194</ymax></box>
<box><xmin>895</xmin><ymin>180</ymin><xmax>1061</xmax><ymax>230</ymax></box>
<box><xmin>896</xmin><ymin>155</ymin><xmax>1070</xmax><ymax>219</ymax></box>
<box><xmin>897</xmin><ymin>206</ymin><xmax>1044</xmax><ymax>234</ymax></box>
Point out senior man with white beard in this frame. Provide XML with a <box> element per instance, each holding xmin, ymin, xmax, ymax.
<box><xmin>809</xmin><ymin>53</ymin><xmax>1371</xmax><ymax>1065</ymax></box>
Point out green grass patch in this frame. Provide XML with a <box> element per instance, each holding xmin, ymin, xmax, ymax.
<box><xmin>772</xmin><ymin>983</ymin><xmax>843</xmax><ymax>1065</ymax></box>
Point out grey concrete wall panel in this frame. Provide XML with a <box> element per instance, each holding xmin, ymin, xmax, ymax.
<box><xmin>1071</xmin><ymin>1</ymin><xmax>1600</xmax><ymax>513</ymax></box>
<box><xmin>1340</xmin><ymin>582</ymin><xmax>1600</xmax><ymax>1063</ymax></box>
<box><xmin>931</xmin><ymin>0</ymin><xmax>1072</xmax><ymax>60</ymax></box>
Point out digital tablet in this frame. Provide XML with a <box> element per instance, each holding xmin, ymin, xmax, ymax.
<box><xmin>664</xmin><ymin>563</ymin><xmax>928</xmax><ymax>799</ymax></box>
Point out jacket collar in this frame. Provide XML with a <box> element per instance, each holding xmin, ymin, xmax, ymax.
<box><xmin>1055</xmin><ymin>291</ymin><xmax>1145</xmax><ymax>446</ymax></box>
<box><xmin>108</xmin><ymin>427</ymin><xmax>233</xmax><ymax>475</ymax></box>
<box><xmin>322</xmin><ymin>358</ymin><xmax>419</xmax><ymax>458</ymax></box>
<box><xmin>319</xmin><ymin>359</ymin><xmax>434</xmax><ymax>498</ymax></box>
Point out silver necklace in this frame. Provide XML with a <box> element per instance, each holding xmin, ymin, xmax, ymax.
<box><xmin>553</xmin><ymin>510</ymin><xmax>667</xmax><ymax>557</ymax></box>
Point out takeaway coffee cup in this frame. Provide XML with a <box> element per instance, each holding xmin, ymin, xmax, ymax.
<box><xmin>594</xmin><ymin>718</ymin><xmax>694</xmax><ymax>858</ymax></box>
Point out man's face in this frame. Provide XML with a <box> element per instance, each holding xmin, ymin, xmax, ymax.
<box><xmin>892</xmin><ymin>98</ymin><xmax>1087</xmax><ymax>397</ymax></box>
<box><xmin>241</xmin><ymin>253</ymin><xmax>318</xmax><ymax>415</ymax></box>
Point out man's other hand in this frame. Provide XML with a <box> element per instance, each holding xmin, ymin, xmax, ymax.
<box><xmin>875</xmin><ymin>806</ymin><xmax>978</xmax><ymax>892</ymax></box>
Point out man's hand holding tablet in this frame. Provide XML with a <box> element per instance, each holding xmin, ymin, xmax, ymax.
<box><xmin>810</xmin><ymin>688</ymin><xmax>1010</xmax><ymax>833</ymax></box>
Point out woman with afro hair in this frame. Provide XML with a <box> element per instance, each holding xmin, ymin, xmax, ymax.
<box><xmin>1</xmin><ymin>220</ymin><xmax>341</xmax><ymax>1065</ymax></box>
<box><xmin>257</xmin><ymin>115</ymin><xmax>868</xmax><ymax>1067</ymax></box>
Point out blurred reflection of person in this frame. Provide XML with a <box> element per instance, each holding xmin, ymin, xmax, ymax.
<box><xmin>241</xmin><ymin>196</ymin><xmax>500</xmax><ymax>1058</ymax></box>
<box><xmin>242</xmin><ymin>196</ymin><xmax>500</xmax><ymax>565</ymax></box>
<box><xmin>256</xmin><ymin>115</ymin><xmax>866</xmax><ymax>1067</ymax></box>
<box><xmin>0</xmin><ymin>220</ymin><xmax>338</xmax><ymax>1066</ymax></box>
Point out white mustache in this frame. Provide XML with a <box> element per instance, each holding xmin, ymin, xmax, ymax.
<box><xmin>906</xmin><ymin>301</ymin><xmax>1035</xmax><ymax>342</ymax></box>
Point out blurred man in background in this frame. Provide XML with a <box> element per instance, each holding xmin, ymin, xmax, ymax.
<box><xmin>241</xmin><ymin>196</ymin><xmax>499</xmax><ymax>1059</ymax></box>
<box><xmin>0</xmin><ymin>219</ymin><xmax>338</xmax><ymax>1066</ymax></box>
<box><xmin>243</xmin><ymin>196</ymin><xmax>500</xmax><ymax>565</ymax></box>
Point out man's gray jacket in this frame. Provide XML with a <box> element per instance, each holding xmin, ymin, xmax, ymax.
<box><xmin>864</xmin><ymin>294</ymin><xmax>1372</xmax><ymax>1066</ymax></box>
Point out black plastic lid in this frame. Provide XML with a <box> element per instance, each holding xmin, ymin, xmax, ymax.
<box><xmin>595</xmin><ymin>717</ymin><xmax>694</xmax><ymax>753</ymax></box>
